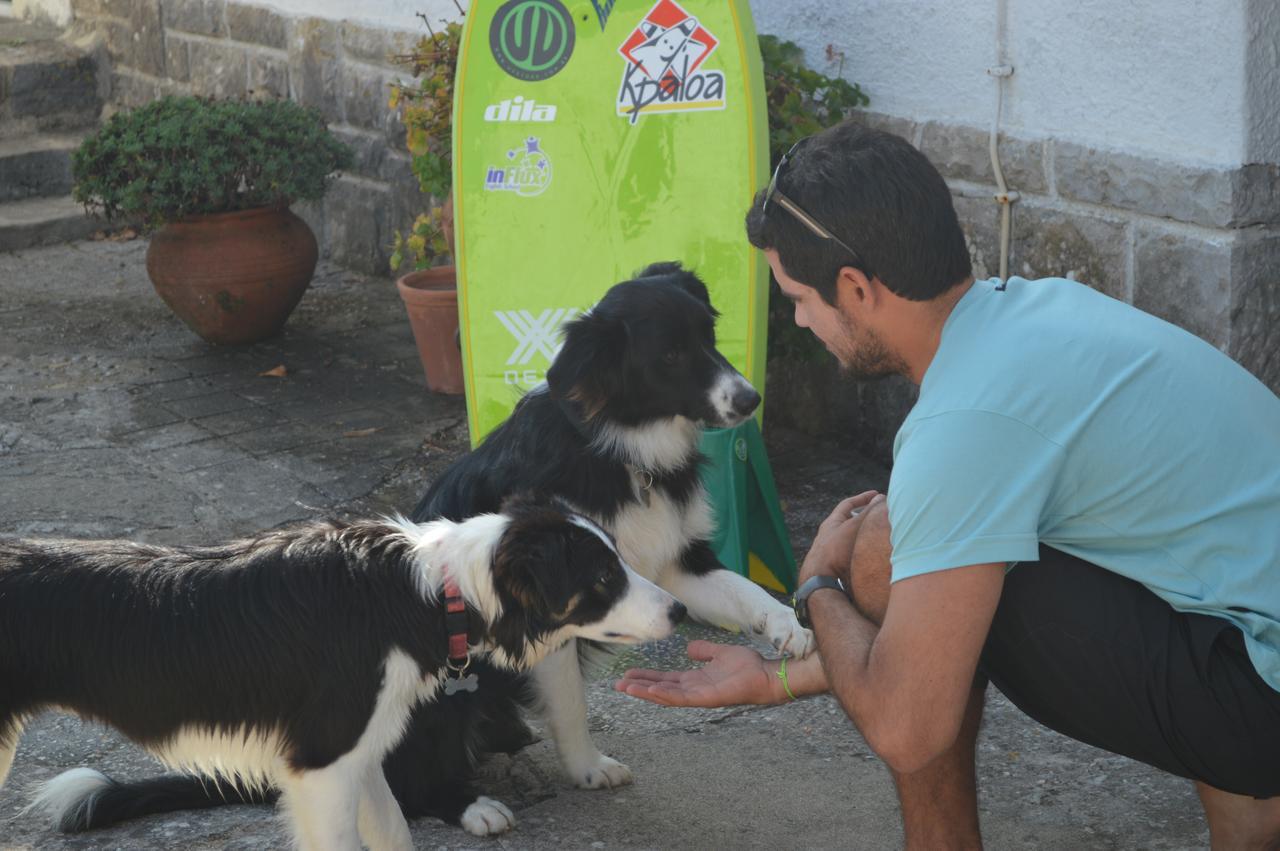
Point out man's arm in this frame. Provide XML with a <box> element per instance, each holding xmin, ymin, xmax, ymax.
<box><xmin>807</xmin><ymin>563</ymin><xmax>1004</xmax><ymax>774</ymax></box>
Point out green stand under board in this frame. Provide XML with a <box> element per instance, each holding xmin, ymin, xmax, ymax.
<box><xmin>453</xmin><ymin>0</ymin><xmax>796</xmax><ymax>590</ymax></box>
<box><xmin>701</xmin><ymin>420</ymin><xmax>797</xmax><ymax>593</ymax></box>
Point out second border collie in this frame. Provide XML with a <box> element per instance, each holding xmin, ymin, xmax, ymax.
<box><xmin>3</xmin><ymin>500</ymin><xmax>684</xmax><ymax>846</ymax></box>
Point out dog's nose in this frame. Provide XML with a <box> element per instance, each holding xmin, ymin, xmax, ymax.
<box><xmin>732</xmin><ymin>385</ymin><xmax>761</xmax><ymax>417</ymax></box>
<box><xmin>668</xmin><ymin>601</ymin><xmax>687</xmax><ymax>624</ymax></box>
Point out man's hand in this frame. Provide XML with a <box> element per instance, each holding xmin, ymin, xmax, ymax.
<box><xmin>797</xmin><ymin>491</ymin><xmax>884</xmax><ymax>588</ymax></box>
<box><xmin>614</xmin><ymin>640</ymin><xmax>784</xmax><ymax>707</ymax></box>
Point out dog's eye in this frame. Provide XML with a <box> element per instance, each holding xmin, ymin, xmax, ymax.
<box><xmin>594</xmin><ymin>571</ymin><xmax>613</xmax><ymax>591</ymax></box>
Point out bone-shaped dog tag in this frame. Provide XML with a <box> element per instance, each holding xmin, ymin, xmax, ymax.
<box><xmin>443</xmin><ymin>673</ymin><xmax>479</xmax><ymax>695</ymax></box>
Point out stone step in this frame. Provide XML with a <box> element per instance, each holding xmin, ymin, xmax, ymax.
<box><xmin>0</xmin><ymin>194</ymin><xmax>102</xmax><ymax>252</ymax></box>
<box><xmin>0</xmin><ymin>18</ymin><xmax>102</xmax><ymax>141</ymax></box>
<box><xmin>0</xmin><ymin>132</ymin><xmax>83</xmax><ymax>202</ymax></box>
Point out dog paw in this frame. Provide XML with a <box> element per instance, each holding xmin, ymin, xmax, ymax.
<box><xmin>461</xmin><ymin>796</ymin><xmax>516</xmax><ymax>836</ymax></box>
<box><xmin>575</xmin><ymin>755</ymin><xmax>633</xmax><ymax>790</ymax></box>
<box><xmin>761</xmin><ymin>610</ymin><xmax>816</xmax><ymax>658</ymax></box>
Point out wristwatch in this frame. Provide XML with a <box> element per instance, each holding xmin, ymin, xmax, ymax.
<box><xmin>793</xmin><ymin>575</ymin><xmax>848</xmax><ymax>629</ymax></box>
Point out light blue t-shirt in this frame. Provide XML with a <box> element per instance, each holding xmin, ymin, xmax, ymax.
<box><xmin>889</xmin><ymin>276</ymin><xmax>1280</xmax><ymax>691</ymax></box>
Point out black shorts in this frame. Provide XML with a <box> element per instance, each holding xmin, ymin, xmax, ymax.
<box><xmin>979</xmin><ymin>545</ymin><xmax>1280</xmax><ymax>798</ymax></box>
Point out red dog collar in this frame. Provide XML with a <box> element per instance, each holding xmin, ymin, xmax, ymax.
<box><xmin>443</xmin><ymin>575</ymin><xmax>470</xmax><ymax>669</ymax></box>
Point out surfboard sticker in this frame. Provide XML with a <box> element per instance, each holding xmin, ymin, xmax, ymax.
<box><xmin>616</xmin><ymin>0</ymin><xmax>727</xmax><ymax>122</ymax></box>
<box><xmin>489</xmin><ymin>0</ymin><xmax>576</xmax><ymax>82</ymax></box>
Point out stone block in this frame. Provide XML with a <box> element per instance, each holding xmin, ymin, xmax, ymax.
<box><xmin>323</xmin><ymin>174</ymin><xmax>392</xmax><ymax>275</ymax></box>
<box><xmin>101</xmin><ymin>10</ymin><xmax>164</xmax><ymax>76</ymax></box>
<box><xmin>385</xmin><ymin>150</ymin><xmax>426</xmax><ymax>255</ymax></box>
<box><xmin>920</xmin><ymin>121</ymin><xmax>1048</xmax><ymax>195</ymax></box>
<box><xmin>247</xmin><ymin>51</ymin><xmax>288</xmax><ymax>98</ymax></box>
<box><xmin>951</xmin><ymin>193</ymin><xmax>1002</xmax><ymax>282</ymax></box>
<box><xmin>289</xmin><ymin>17</ymin><xmax>342</xmax><ymax>123</ymax></box>
<box><xmin>340</xmin><ymin>20</ymin><xmax>417</xmax><ymax>68</ymax></box>
<box><xmin>164</xmin><ymin>33</ymin><xmax>191</xmax><ymax>82</ymax></box>
<box><xmin>1228</xmin><ymin>230</ymin><xmax>1280</xmax><ymax>393</ymax></box>
<box><xmin>5</xmin><ymin>52</ymin><xmax>101</xmax><ymax>123</ymax></box>
<box><xmin>68</xmin><ymin>0</ymin><xmax>146</xmax><ymax>19</ymax></box>
<box><xmin>226</xmin><ymin>2</ymin><xmax>287</xmax><ymax>50</ymax></box>
<box><xmin>331</xmin><ymin>125</ymin><xmax>387</xmax><ymax>178</ymax></box>
<box><xmin>340</xmin><ymin>64</ymin><xmax>394</xmax><ymax>132</ymax></box>
<box><xmin>1133</xmin><ymin>225</ymin><xmax>1233</xmax><ymax>350</ymax></box>
<box><xmin>1056</xmin><ymin>142</ymin><xmax>1238</xmax><ymax>229</ymax></box>
<box><xmin>764</xmin><ymin>355</ymin><xmax>916</xmax><ymax>466</ymax></box>
<box><xmin>110</xmin><ymin>68</ymin><xmax>189</xmax><ymax>107</ymax></box>
<box><xmin>187</xmin><ymin>39</ymin><xmax>248</xmax><ymax>99</ymax></box>
<box><xmin>166</xmin><ymin>0</ymin><xmax>227</xmax><ymax>37</ymax></box>
<box><xmin>849</xmin><ymin>110</ymin><xmax>918</xmax><ymax>146</ymax></box>
<box><xmin>1008</xmin><ymin>201</ymin><xmax>1128</xmax><ymax>302</ymax></box>
<box><xmin>1233</xmin><ymin>163</ymin><xmax>1280</xmax><ymax>228</ymax></box>
<box><xmin>292</xmin><ymin>198</ymin><xmax>327</xmax><ymax>258</ymax></box>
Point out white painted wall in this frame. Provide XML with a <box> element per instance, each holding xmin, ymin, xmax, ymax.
<box><xmin>750</xmin><ymin>0</ymin><xmax>1269</xmax><ymax>168</ymax></box>
<box><xmin>253</xmin><ymin>0</ymin><xmax>459</xmax><ymax>33</ymax></box>
<box><xmin>14</xmin><ymin>0</ymin><xmax>71</xmax><ymax>26</ymax></box>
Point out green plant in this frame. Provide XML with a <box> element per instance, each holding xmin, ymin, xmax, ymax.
<box><xmin>759</xmin><ymin>35</ymin><xmax>869</xmax><ymax>362</ymax></box>
<box><xmin>760</xmin><ymin>35</ymin><xmax>868</xmax><ymax>169</ymax></box>
<box><xmin>389</xmin><ymin>11</ymin><xmax>462</xmax><ymax>272</ymax></box>
<box><xmin>72</xmin><ymin>96</ymin><xmax>353</xmax><ymax>228</ymax></box>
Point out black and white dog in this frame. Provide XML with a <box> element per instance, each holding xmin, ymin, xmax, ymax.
<box><xmin>408</xmin><ymin>261</ymin><xmax>816</xmax><ymax>793</ymax></box>
<box><xmin>1</xmin><ymin>499</ymin><xmax>684</xmax><ymax>848</ymax></box>
<box><xmin>38</xmin><ymin>261</ymin><xmax>813</xmax><ymax>833</ymax></box>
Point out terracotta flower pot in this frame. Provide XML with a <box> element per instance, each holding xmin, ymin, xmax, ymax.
<box><xmin>397</xmin><ymin>266</ymin><xmax>464</xmax><ymax>395</ymax></box>
<box><xmin>145</xmin><ymin>206</ymin><xmax>318</xmax><ymax>345</ymax></box>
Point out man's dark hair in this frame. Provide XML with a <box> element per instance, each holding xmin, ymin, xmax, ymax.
<box><xmin>745</xmin><ymin>121</ymin><xmax>972</xmax><ymax>304</ymax></box>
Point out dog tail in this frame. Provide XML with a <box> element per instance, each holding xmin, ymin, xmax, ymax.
<box><xmin>28</xmin><ymin>769</ymin><xmax>276</xmax><ymax>832</ymax></box>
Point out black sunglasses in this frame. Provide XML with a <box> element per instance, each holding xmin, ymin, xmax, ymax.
<box><xmin>763</xmin><ymin>138</ymin><xmax>867</xmax><ymax>270</ymax></box>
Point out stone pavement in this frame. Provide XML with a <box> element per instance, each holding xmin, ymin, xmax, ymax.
<box><xmin>0</xmin><ymin>239</ymin><xmax>1209</xmax><ymax>849</ymax></box>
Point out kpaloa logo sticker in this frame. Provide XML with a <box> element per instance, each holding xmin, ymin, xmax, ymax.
<box><xmin>616</xmin><ymin>0</ymin><xmax>726</xmax><ymax>123</ymax></box>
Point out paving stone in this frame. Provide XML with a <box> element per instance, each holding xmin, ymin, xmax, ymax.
<box><xmin>194</xmin><ymin>404</ymin><xmax>288</xmax><ymax>436</ymax></box>
<box><xmin>158</xmin><ymin>389</ymin><xmax>255</xmax><ymax>419</ymax></box>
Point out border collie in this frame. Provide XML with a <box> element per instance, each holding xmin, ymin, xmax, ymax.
<box><xmin>1</xmin><ymin>499</ymin><xmax>684</xmax><ymax>847</ymax></box>
<box><xmin>40</xmin><ymin>261</ymin><xmax>813</xmax><ymax>833</ymax></box>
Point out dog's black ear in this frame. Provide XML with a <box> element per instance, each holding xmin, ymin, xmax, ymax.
<box><xmin>636</xmin><ymin>262</ymin><xmax>718</xmax><ymax>318</ymax></box>
<box><xmin>546</xmin><ymin>309</ymin><xmax>626</xmax><ymax>420</ymax></box>
<box><xmin>635</xmin><ymin>260</ymin><xmax>685</xmax><ymax>279</ymax></box>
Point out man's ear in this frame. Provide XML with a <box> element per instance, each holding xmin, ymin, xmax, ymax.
<box><xmin>836</xmin><ymin>265</ymin><xmax>879</xmax><ymax>312</ymax></box>
<box><xmin>545</xmin><ymin>309</ymin><xmax>626</xmax><ymax>419</ymax></box>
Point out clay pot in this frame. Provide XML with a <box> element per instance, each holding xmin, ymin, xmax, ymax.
<box><xmin>145</xmin><ymin>206</ymin><xmax>318</xmax><ymax>345</ymax></box>
<box><xmin>396</xmin><ymin>266</ymin><xmax>464</xmax><ymax>395</ymax></box>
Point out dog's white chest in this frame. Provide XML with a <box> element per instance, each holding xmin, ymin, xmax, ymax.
<box><xmin>610</xmin><ymin>485</ymin><xmax>715</xmax><ymax>581</ymax></box>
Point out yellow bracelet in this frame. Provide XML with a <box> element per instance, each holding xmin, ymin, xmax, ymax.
<box><xmin>776</xmin><ymin>656</ymin><xmax>797</xmax><ymax>701</ymax></box>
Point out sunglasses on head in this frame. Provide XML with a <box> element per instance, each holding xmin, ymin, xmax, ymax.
<box><xmin>762</xmin><ymin>138</ymin><xmax>867</xmax><ymax>270</ymax></box>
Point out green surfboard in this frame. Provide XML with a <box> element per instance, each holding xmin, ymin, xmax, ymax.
<box><xmin>454</xmin><ymin>0</ymin><xmax>797</xmax><ymax>591</ymax></box>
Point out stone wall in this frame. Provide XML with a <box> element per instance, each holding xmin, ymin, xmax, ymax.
<box><xmin>765</xmin><ymin>110</ymin><xmax>1280</xmax><ymax>462</ymax></box>
<box><xmin>66</xmin><ymin>0</ymin><xmax>425</xmax><ymax>275</ymax></box>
